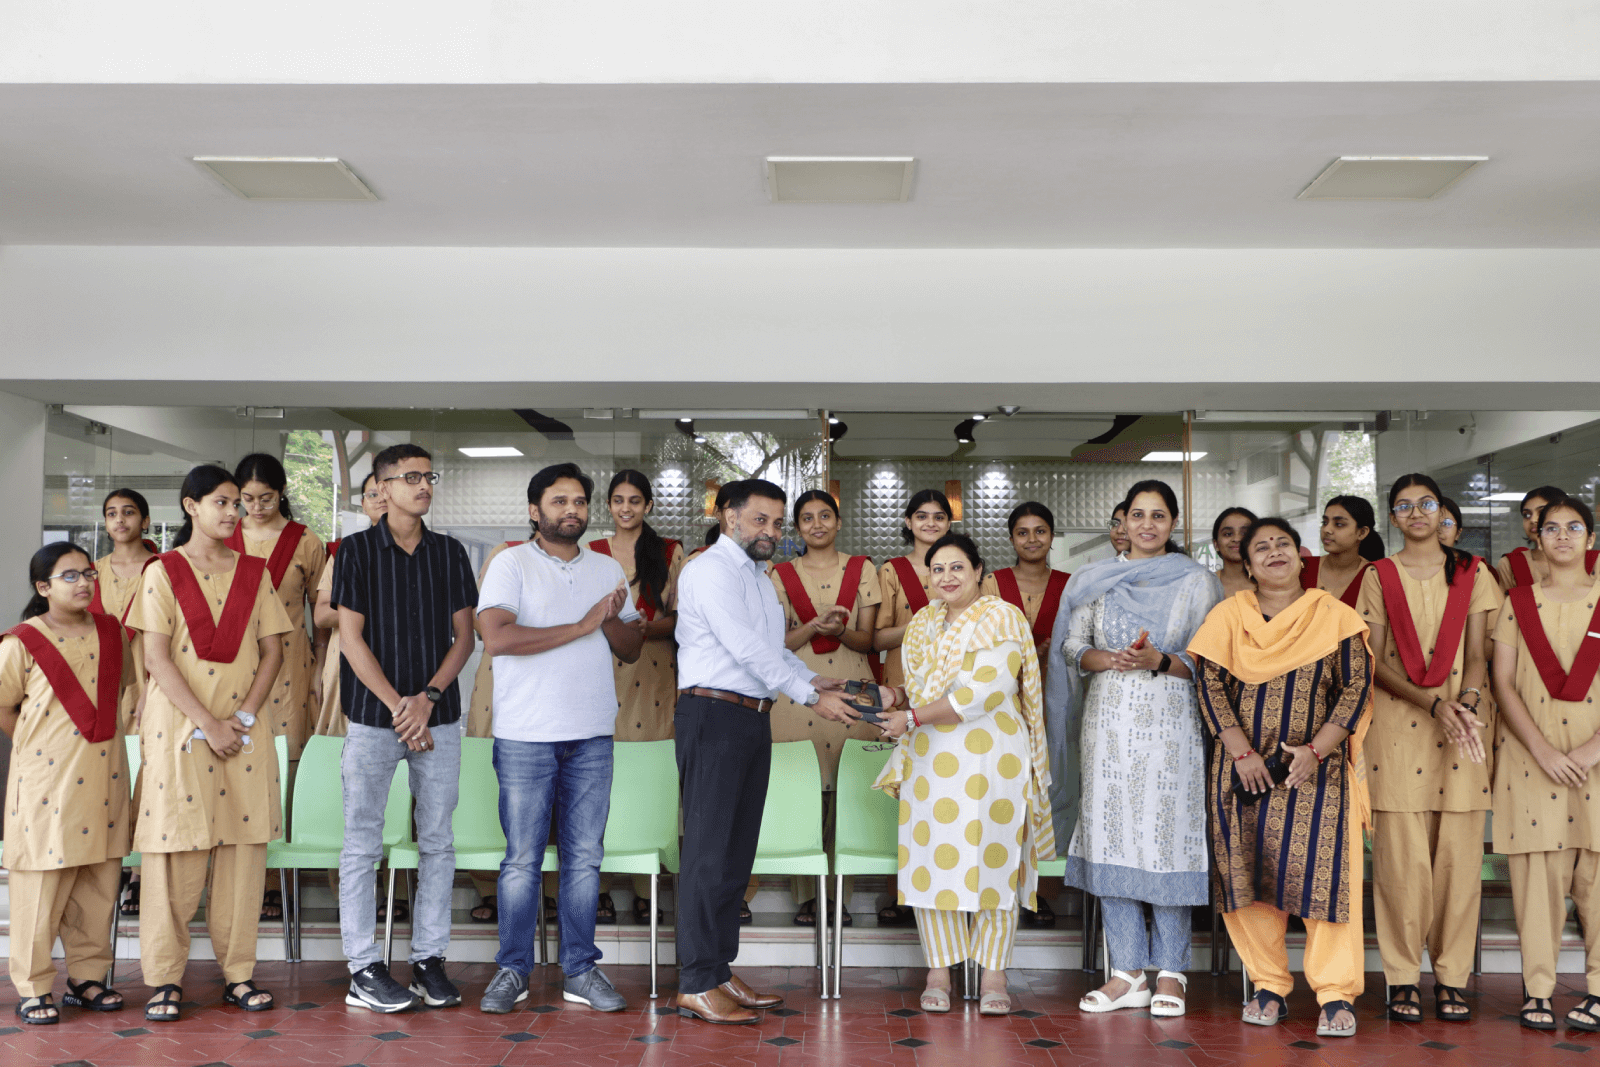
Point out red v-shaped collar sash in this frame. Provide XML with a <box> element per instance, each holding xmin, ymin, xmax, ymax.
<box><xmin>1300</xmin><ymin>557</ymin><xmax>1369</xmax><ymax>609</ymax></box>
<box><xmin>1503</xmin><ymin>546</ymin><xmax>1600</xmax><ymax>588</ymax></box>
<box><xmin>5</xmin><ymin>615</ymin><xmax>123</xmax><ymax>742</ymax></box>
<box><xmin>890</xmin><ymin>556</ymin><xmax>930</xmax><ymax>614</ymax></box>
<box><xmin>588</xmin><ymin>538</ymin><xmax>680</xmax><ymax>622</ymax></box>
<box><xmin>1507</xmin><ymin>585</ymin><xmax>1600</xmax><ymax>702</ymax></box>
<box><xmin>774</xmin><ymin>555</ymin><xmax>870</xmax><ymax>654</ymax></box>
<box><xmin>1373</xmin><ymin>555</ymin><xmax>1481</xmax><ymax>688</ymax></box>
<box><xmin>992</xmin><ymin>567</ymin><xmax>1070</xmax><ymax>647</ymax></box>
<box><xmin>161</xmin><ymin>551</ymin><xmax>267</xmax><ymax>664</ymax></box>
<box><xmin>225</xmin><ymin>522</ymin><xmax>306</xmax><ymax>590</ymax></box>
<box><xmin>89</xmin><ymin>555</ymin><xmax>159</xmax><ymax>636</ymax></box>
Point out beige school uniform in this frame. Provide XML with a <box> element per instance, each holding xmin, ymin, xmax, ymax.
<box><xmin>1</xmin><ymin>618</ymin><xmax>133</xmax><ymax>998</ymax></box>
<box><xmin>1492</xmin><ymin>584</ymin><xmax>1600</xmax><ymax>997</ymax></box>
<box><xmin>128</xmin><ymin>556</ymin><xmax>292</xmax><ymax>986</ymax></box>
<box><xmin>604</xmin><ymin>538</ymin><xmax>687</xmax><ymax>743</ymax></box>
<box><xmin>1496</xmin><ymin>550</ymin><xmax>1544</xmax><ymax>590</ymax></box>
<box><xmin>466</xmin><ymin>541</ymin><xmax>522</xmax><ymax>742</ymax></box>
<box><xmin>876</xmin><ymin>559</ymin><xmax>930</xmax><ymax>690</ymax></box>
<box><xmin>235</xmin><ymin>527</ymin><xmax>325</xmax><ymax>759</ymax></box>
<box><xmin>94</xmin><ymin>552</ymin><xmax>151</xmax><ymax>730</ymax></box>
<box><xmin>1357</xmin><ymin>558</ymin><xmax>1502</xmax><ymax>986</ymax></box>
<box><xmin>311</xmin><ymin>558</ymin><xmax>345</xmax><ymax>737</ymax></box>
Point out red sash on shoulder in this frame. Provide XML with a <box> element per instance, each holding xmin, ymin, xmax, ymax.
<box><xmin>890</xmin><ymin>556</ymin><xmax>930</xmax><ymax>614</ymax></box>
<box><xmin>89</xmin><ymin>554</ymin><xmax>159</xmax><ymax>634</ymax></box>
<box><xmin>1507</xmin><ymin>586</ymin><xmax>1600</xmax><ymax>702</ymax></box>
<box><xmin>326</xmin><ymin>538</ymin><xmax>340</xmax><ymax>559</ymax></box>
<box><xmin>1503</xmin><ymin>546</ymin><xmax>1600</xmax><ymax>588</ymax></box>
<box><xmin>1300</xmin><ymin>556</ymin><xmax>1368</xmax><ymax>608</ymax></box>
<box><xmin>1374</xmin><ymin>554</ymin><xmax>1481</xmax><ymax>688</ymax></box>
<box><xmin>5</xmin><ymin>616</ymin><xmax>123</xmax><ymax>743</ymax></box>
<box><xmin>225</xmin><ymin>521</ymin><xmax>307</xmax><ymax>590</ymax></box>
<box><xmin>992</xmin><ymin>567</ymin><xmax>1070</xmax><ymax>647</ymax></box>
<box><xmin>588</xmin><ymin>537</ymin><xmax>680</xmax><ymax>622</ymax></box>
<box><xmin>775</xmin><ymin>555</ymin><xmax>870</xmax><ymax>655</ymax></box>
<box><xmin>161</xmin><ymin>551</ymin><xmax>268</xmax><ymax>664</ymax></box>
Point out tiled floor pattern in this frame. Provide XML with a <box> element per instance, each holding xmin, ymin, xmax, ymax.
<box><xmin>3</xmin><ymin>963</ymin><xmax>1599</xmax><ymax>1066</ymax></box>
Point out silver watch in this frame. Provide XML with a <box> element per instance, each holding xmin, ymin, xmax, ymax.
<box><xmin>803</xmin><ymin>690</ymin><xmax>821</xmax><ymax>706</ymax></box>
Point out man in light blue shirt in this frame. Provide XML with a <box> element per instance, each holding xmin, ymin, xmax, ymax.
<box><xmin>671</xmin><ymin>478</ymin><xmax>859</xmax><ymax>1024</ymax></box>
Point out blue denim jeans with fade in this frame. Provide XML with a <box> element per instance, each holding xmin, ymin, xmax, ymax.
<box><xmin>493</xmin><ymin>735</ymin><xmax>614</xmax><ymax>979</ymax></box>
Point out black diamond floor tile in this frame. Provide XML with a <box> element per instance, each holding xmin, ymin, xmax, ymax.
<box><xmin>887</xmin><ymin>1008</ymin><xmax>920</xmax><ymax>1017</ymax></box>
<box><xmin>1555</xmin><ymin>1044</ymin><xmax>1592</xmax><ymax>1053</ymax></box>
<box><xmin>1025</xmin><ymin>1039</ymin><xmax>1063</xmax><ymax>1048</ymax></box>
<box><xmin>895</xmin><ymin>1038</ymin><xmax>930</xmax><ymax>1048</ymax></box>
<box><xmin>528</xmin><ymin>1004</ymin><xmax>560</xmax><ymax>1014</ymax></box>
<box><xmin>1157</xmin><ymin>1039</ymin><xmax>1194</xmax><ymax>1049</ymax></box>
<box><xmin>653</xmin><ymin>1006</ymin><xmax>678</xmax><ymax>1015</ymax></box>
<box><xmin>113</xmin><ymin>1026</ymin><xmax>151</xmax><ymax>1037</ymax></box>
<box><xmin>287</xmin><ymin>1001</ymin><xmax>320</xmax><ymax>1010</ymax></box>
<box><xmin>0</xmin><ymin>1026</ymin><xmax>22</xmax><ymax>1037</ymax></box>
<box><xmin>244</xmin><ymin>1029</ymin><xmax>281</xmax><ymax>1039</ymax></box>
<box><xmin>1012</xmin><ymin>1009</ymin><xmax>1043</xmax><ymax>1018</ymax></box>
<box><xmin>1420</xmin><ymin>1041</ymin><xmax>1458</xmax><ymax>1050</ymax></box>
<box><xmin>635</xmin><ymin>1034</ymin><xmax>669</xmax><ymax>1044</ymax></box>
<box><xmin>373</xmin><ymin>1030</ymin><xmax>409</xmax><ymax>1041</ymax></box>
<box><xmin>502</xmin><ymin>1032</ymin><xmax>540</xmax><ymax>1043</ymax></box>
<box><xmin>769</xmin><ymin>1007</ymin><xmax>802</xmax><ymax>1017</ymax></box>
<box><xmin>1289</xmin><ymin>1040</ymin><xmax>1322</xmax><ymax>1050</ymax></box>
<box><xmin>765</xmin><ymin>1036</ymin><xmax>800</xmax><ymax>1046</ymax></box>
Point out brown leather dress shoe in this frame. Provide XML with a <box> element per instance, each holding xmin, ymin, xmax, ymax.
<box><xmin>720</xmin><ymin>974</ymin><xmax>783</xmax><ymax>1010</ymax></box>
<box><xmin>674</xmin><ymin>987</ymin><xmax>759</xmax><ymax>1025</ymax></box>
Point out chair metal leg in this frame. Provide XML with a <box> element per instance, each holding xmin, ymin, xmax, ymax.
<box><xmin>965</xmin><ymin>957</ymin><xmax>978</xmax><ymax>1001</ymax></box>
<box><xmin>1081</xmin><ymin>892</ymin><xmax>1099</xmax><ymax>974</ymax></box>
<box><xmin>293</xmin><ymin>868</ymin><xmax>304</xmax><ymax>961</ymax></box>
<box><xmin>1474</xmin><ymin>901</ymin><xmax>1484</xmax><ymax>975</ymax></box>
<box><xmin>832</xmin><ymin>873</ymin><xmax>845</xmax><ymax>999</ymax></box>
<box><xmin>106</xmin><ymin>885</ymin><xmax>121</xmax><ymax>987</ymax></box>
<box><xmin>649</xmin><ymin>872</ymin><xmax>659</xmax><ymax>1000</ymax></box>
<box><xmin>383</xmin><ymin>867</ymin><xmax>397</xmax><ymax>967</ymax></box>
<box><xmin>279</xmin><ymin>868</ymin><xmax>294</xmax><ymax>963</ymax></box>
<box><xmin>816</xmin><ymin>875</ymin><xmax>829</xmax><ymax>998</ymax></box>
<box><xmin>539</xmin><ymin>880</ymin><xmax>551</xmax><ymax>966</ymax></box>
<box><xmin>1102</xmin><ymin>930</ymin><xmax>1110</xmax><ymax>985</ymax></box>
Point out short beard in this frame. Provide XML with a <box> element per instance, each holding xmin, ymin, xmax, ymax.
<box><xmin>739</xmin><ymin>531</ymin><xmax>777</xmax><ymax>562</ymax></box>
<box><xmin>537</xmin><ymin>516</ymin><xmax>588</xmax><ymax>545</ymax></box>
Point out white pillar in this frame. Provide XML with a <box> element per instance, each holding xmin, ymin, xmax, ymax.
<box><xmin>0</xmin><ymin>390</ymin><xmax>47</xmax><ymax>590</ymax></box>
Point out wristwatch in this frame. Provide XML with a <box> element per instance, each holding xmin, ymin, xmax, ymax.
<box><xmin>424</xmin><ymin>686</ymin><xmax>443</xmax><ymax>704</ymax></box>
<box><xmin>1151</xmin><ymin>653</ymin><xmax>1172</xmax><ymax>678</ymax></box>
<box><xmin>803</xmin><ymin>690</ymin><xmax>821</xmax><ymax>707</ymax></box>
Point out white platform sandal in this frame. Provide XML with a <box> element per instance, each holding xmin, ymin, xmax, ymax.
<box><xmin>1078</xmin><ymin>969</ymin><xmax>1151</xmax><ymax>1013</ymax></box>
<box><xmin>1150</xmin><ymin>970</ymin><xmax>1188</xmax><ymax>1017</ymax></box>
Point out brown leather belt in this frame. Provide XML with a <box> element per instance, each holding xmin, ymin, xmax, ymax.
<box><xmin>679</xmin><ymin>686</ymin><xmax>774</xmax><ymax>713</ymax></box>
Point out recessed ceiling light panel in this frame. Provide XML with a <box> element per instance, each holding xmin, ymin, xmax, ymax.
<box><xmin>458</xmin><ymin>446</ymin><xmax>524</xmax><ymax>458</ymax></box>
<box><xmin>1297</xmin><ymin>156</ymin><xmax>1486</xmax><ymax>201</ymax></box>
<box><xmin>1142</xmin><ymin>451</ymin><xmax>1208</xmax><ymax>462</ymax></box>
<box><xmin>764</xmin><ymin>157</ymin><xmax>915</xmax><ymax>203</ymax></box>
<box><xmin>194</xmin><ymin>157</ymin><xmax>378</xmax><ymax>201</ymax></box>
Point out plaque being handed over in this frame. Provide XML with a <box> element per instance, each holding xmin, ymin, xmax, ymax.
<box><xmin>844</xmin><ymin>679</ymin><xmax>888</xmax><ymax>724</ymax></box>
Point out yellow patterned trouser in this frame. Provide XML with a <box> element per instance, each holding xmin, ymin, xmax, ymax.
<box><xmin>914</xmin><ymin>906</ymin><xmax>1018</xmax><ymax>970</ymax></box>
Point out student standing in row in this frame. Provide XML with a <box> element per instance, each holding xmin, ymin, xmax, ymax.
<box><xmin>1358</xmin><ymin>473</ymin><xmax>1501</xmax><ymax>1022</ymax></box>
<box><xmin>1303</xmin><ymin>496</ymin><xmax>1385</xmax><ymax>607</ymax></box>
<box><xmin>131</xmin><ymin>465</ymin><xmax>292</xmax><ymax>1021</ymax></box>
<box><xmin>1438</xmin><ymin>497</ymin><xmax>1465</xmax><ymax>549</ymax></box>
<box><xmin>1212</xmin><ymin>507</ymin><xmax>1258</xmax><ymax>599</ymax></box>
<box><xmin>3</xmin><ymin>544</ymin><xmax>134</xmax><ymax>1024</ymax></box>
<box><xmin>312</xmin><ymin>472</ymin><xmax>387</xmax><ymax>738</ymax></box>
<box><xmin>92</xmin><ymin>488</ymin><xmax>157</xmax><ymax>730</ymax></box>
<box><xmin>1498</xmin><ymin>486</ymin><xmax>1599</xmax><ymax>587</ymax></box>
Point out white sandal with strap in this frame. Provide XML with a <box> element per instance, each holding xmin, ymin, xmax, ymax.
<box><xmin>1079</xmin><ymin>969</ymin><xmax>1151</xmax><ymax>1013</ymax></box>
<box><xmin>1150</xmin><ymin>970</ymin><xmax>1188</xmax><ymax>1017</ymax></box>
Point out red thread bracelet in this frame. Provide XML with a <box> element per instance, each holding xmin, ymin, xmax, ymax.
<box><xmin>1233</xmin><ymin>748</ymin><xmax>1255</xmax><ymax>762</ymax></box>
<box><xmin>1308</xmin><ymin>741</ymin><xmax>1325</xmax><ymax>764</ymax></box>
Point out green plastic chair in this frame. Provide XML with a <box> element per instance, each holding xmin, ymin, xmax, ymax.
<box><xmin>752</xmin><ymin>741</ymin><xmax>831</xmax><ymax>995</ymax></box>
<box><xmin>827</xmin><ymin>740</ymin><xmax>900</xmax><ymax>996</ymax></box>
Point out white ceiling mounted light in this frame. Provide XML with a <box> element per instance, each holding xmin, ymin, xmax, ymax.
<box><xmin>1142</xmin><ymin>451</ymin><xmax>1208</xmax><ymax>462</ymax></box>
<box><xmin>458</xmin><ymin>446</ymin><xmax>524</xmax><ymax>458</ymax></box>
<box><xmin>1297</xmin><ymin>157</ymin><xmax>1486</xmax><ymax>201</ymax></box>
<box><xmin>194</xmin><ymin>157</ymin><xmax>378</xmax><ymax>201</ymax></box>
<box><xmin>764</xmin><ymin>157</ymin><xmax>915</xmax><ymax>203</ymax></box>
<box><xmin>1481</xmin><ymin>492</ymin><xmax>1526</xmax><ymax>502</ymax></box>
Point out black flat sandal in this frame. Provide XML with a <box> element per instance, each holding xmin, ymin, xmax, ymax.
<box><xmin>877</xmin><ymin>904</ymin><xmax>915</xmax><ymax>927</ymax></box>
<box><xmin>145</xmin><ymin>984</ymin><xmax>183</xmax><ymax>1023</ymax></box>
<box><xmin>222</xmin><ymin>979</ymin><xmax>275</xmax><ymax>1012</ymax></box>
<box><xmin>15</xmin><ymin>994</ymin><xmax>59</xmax><ymax>1025</ymax></box>
<box><xmin>1242</xmin><ymin>988</ymin><xmax>1288</xmax><ymax>1026</ymax></box>
<box><xmin>120</xmin><ymin>878</ymin><xmax>141</xmax><ymax>916</ymax></box>
<box><xmin>260</xmin><ymin>888</ymin><xmax>283</xmax><ymax>922</ymax></box>
<box><xmin>633</xmin><ymin>896</ymin><xmax>662</xmax><ymax>925</ymax></box>
<box><xmin>470</xmin><ymin>895</ymin><xmax>497</xmax><ymax>923</ymax></box>
<box><xmin>1569</xmin><ymin>994</ymin><xmax>1600</xmax><ymax>1032</ymax></box>
<box><xmin>1021</xmin><ymin>898</ymin><xmax>1057</xmax><ymax>929</ymax></box>
<box><xmin>1521</xmin><ymin>996</ymin><xmax>1557</xmax><ymax>1031</ymax></box>
<box><xmin>64</xmin><ymin>977</ymin><xmax>124</xmax><ymax>1012</ymax></box>
<box><xmin>596</xmin><ymin>892</ymin><xmax>618</xmax><ymax>925</ymax></box>
<box><xmin>1434</xmin><ymin>984</ymin><xmax>1473</xmax><ymax>1022</ymax></box>
<box><xmin>739</xmin><ymin>902</ymin><xmax>753</xmax><ymax>925</ymax></box>
<box><xmin>1386</xmin><ymin>983</ymin><xmax>1423</xmax><ymax>1022</ymax></box>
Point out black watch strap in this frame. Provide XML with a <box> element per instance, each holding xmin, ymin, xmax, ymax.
<box><xmin>425</xmin><ymin>686</ymin><xmax>443</xmax><ymax>704</ymax></box>
<box><xmin>1152</xmin><ymin>653</ymin><xmax>1172</xmax><ymax>678</ymax></box>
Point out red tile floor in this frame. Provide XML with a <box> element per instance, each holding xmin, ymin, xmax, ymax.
<box><xmin>3</xmin><ymin>963</ymin><xmax>1600</xmax><ymax>1066</ymax></box>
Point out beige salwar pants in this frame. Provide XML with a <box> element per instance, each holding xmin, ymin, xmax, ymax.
<box><xmin>1510</xmin><ymin>849</ymin><xmax>1600</xmax><ymax>998</ymax></box>
<box><xmin>1372</xmin><ymin>809</ymin><xmax>1483</xmax><ymax>986</ymax></box>
<box><xmin>139</xmin><ymin>843</ymin><xmax>267</xmax><ymax>987</ymax></box>
<box><xmin>6</xmin><ymin>860</ymin><xmax>122</xmax><ymax>998</ymax></box>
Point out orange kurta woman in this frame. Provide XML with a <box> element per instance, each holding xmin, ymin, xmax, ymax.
<box><xmin>2</xmin><ymin>543</ymin><xmax>134</xmax><ymax>1025</ymax></box>
<box><xmin>131</xmin><ymin>465</ymin><xmax>292</xmax><ymax>1023</ymax></box>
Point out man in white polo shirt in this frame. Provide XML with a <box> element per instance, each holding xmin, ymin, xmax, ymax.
<box><xmin>474</xmin><ymin>462</ymin><xmax>645</xmax><ymax>1015</ymax></box>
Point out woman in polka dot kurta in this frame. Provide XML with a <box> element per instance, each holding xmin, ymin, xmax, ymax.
<box><xmin>873</xmin><ymin>534</ymin><xmax>1053</xmax><ymax>1015</ymax></box>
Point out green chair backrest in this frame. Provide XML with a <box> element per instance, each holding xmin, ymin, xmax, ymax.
<box><xmin>454</xmin><ymin>737</ymin><xmax>507</xmax><ymax>852</ymax></box>
<box><xmin>834</xmin><ymin>739</ymin><xmax>900</xmax><ymax>857</ymax></box>
<box><xmin>274</xmin><ymin>734</ymin><xmax>290</xmax><ymax>840</ymax></box>
<box><xmin>756</xmin><ymin>741</ymin><xmax>824</xmax><ymax>856</ymax></box>
<box><xmin>287</xmin><ymin>735</ymin><xmax>347</xmax><ymax>848</ymax></box>
<box><xmin>125</xmin><ymin>732</ymin><xmax>141</xmax><ymax>787</ymax></box>
<box><xmin>603</xmin><ymin>739</ymin><xmax>679</xmax><ymax>867</ymax></box>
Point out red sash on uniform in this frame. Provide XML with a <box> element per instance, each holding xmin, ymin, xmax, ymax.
<box><xmin>589</xmin><ymin>537</ymin><xmax>680</xmax><ymax>622</ymax></box>
<box><xmin>226</xmin><ymin>521</ymin><xmax>306</xmax><ymax>590</ymax></box>
<box><xmin>5</xmin><ymin>615</ymin><xmax>123</xmax><ymax>743</ymax></box>
<box><xmin>992</xmin><ymin>567</ymin><xmax>1070</xmax><ymax>648</ymax></box>
<box><xmin>1373</xmin><ymin>555</ymin><xmax>1481</xmax><ymax>688</ymax></box>
<box><xmin>1300</xmin><ymin>556</ymin><xmax>1369</xmax><ymax>609</ymax></box>
<box><xmin>774</xmin><ymin>555</ymin><xmax>870</xmax><ymax>655</ymax></box>
<box><xmin>326</xmin><ymin>539</ymin><xmax>340</xmax><ymax>559</ymax></box>
<box><xmin>88</xmin><ymin>554</ymin><xmax>159</xmax><ymax>634</ymax></box>
<box><xmin>890</xmin><ymin>556</ymin><xmax>930</xmax><ymax>614</ymax></box>
<box><xmin>1503</xmin><ymin>545</ymin><xmax>1600</xmax><ymax>588</ymax></box>
<box><xmin>1507</xmin><ymin>585</ymin><xmax>1600</xmax><ymax>702</ymax></box>
<box><xmin>161</xmin><ymin>551</ymin><xmax>267</xmax><ymax>664</ymax></box>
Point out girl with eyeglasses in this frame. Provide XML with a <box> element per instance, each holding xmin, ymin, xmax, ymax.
<box><xmin>2</xmin><ymin>544</ymin><xmax>135</xmax><ymax>1025</ymax></box>
<box><xmin>1491</xmin><ymin>494</ymin><xmax>1600</xmax><ymax>1031</ymax></box>
<box><xmin>1357</xmin><ymin>473</ymin><xmax>1502</xmax><ymax>1022</ymax></box>
<box><xmin>1497</xmin><ymin>486</ymin><xmax>1599</xmax><ymax>587</ymax></box>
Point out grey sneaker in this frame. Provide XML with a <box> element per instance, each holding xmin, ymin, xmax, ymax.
<box><xmin>563</xmin><ymin>967</ymin><xmax>627</xmax><ymax>1012</ymax></box>
<box><xmin>479</xmin><ymin>967</ymin><xmax>529</xmax><ymax>1014</ymax></box>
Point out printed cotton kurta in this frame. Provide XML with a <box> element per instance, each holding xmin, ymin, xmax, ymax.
<box><xmin>311</xmin><ymin>558</ymin><xmax>345</xmax><ymax>737</ymax></box>
<box><xmin>235</xmin><ymin>526</ymin><xmax>326</xmax><ymax>758</ymax></box>
<box><xmin>877</xmin><ymin>559</ymin><xmax>931</xmax><ymax>688</ymax></box>
<box><xmin>1491</xmin><ymin>584</ymin><xmax>1600</xmax><ymax>854</ymax></box>
<box><xmin>93</xmin><ymin>551</ymin><xmax>151</xmax><ymax>727</ymax></box>
<box><xmin>1356</xmin><ymin>559</ymin><xmax>1502</xmax><ymax>813</ymax></box>
<box><xmin>128</xmin><ymin>557</ymin><xmax>293</xmax><ymax>853</ymax></box>
<box><xmin>771</xmin><ymin>555</ymin><xmax>883</xmax><ymax>788</ymax></box>
<box><xmin>1197</xmin><ymin>637</ymin><xmax>1371</xmax><ymax>921</ymax></box>
<box><xmin>605</xmin><ymin>537</ymin><xmax>688</xmax><ymax>742</ymax></box>
<box><xmin>0</xmin><ymin>618</ymin><xmax>132</xmax><ymax>870</ymax></box>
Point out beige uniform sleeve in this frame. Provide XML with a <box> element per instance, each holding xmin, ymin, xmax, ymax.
<box><xmin>129</xmin><ymin>561</ymin><xmax>177</xmax><ymax>637</ymax></box>
<box><xmin>857</xmin><ymin>558</ymin><xmax>883</xmax><ymax>608</ymax></box>
<box><xmin>1470</xmin><ymin>560</ymin><xmax>1504</xmax><ymax>615</ymax></box>
<box><xmin>1494</xmin><ymin>555</ymin><xmax>1517</xmax><ymax>590</ymax></box>
<box><xmin>253</xmin><ymin>569</ymin><xmax>294</xmax><ymax>639</ymax></box>
<box><xmin>0</xmin><ymin>633</ymin><xmax>31</xmax><ymax>706</ymax></box>
<box><xmin>664</xmin><ymin>543</ymin><xmax>687</xmax><ymax>613</ymax></box>
<box><xmin>978</xmin><ymin>574</ymin><xmax>999</xmax><ymax>600</ymax></box>
<box><xmin>1355</xmin><ymin>563</ymin><xmax>1386</xmax><ymax>625</ymax></box>
<box><xmin>1492</xmin><ymin>594</ymin><xmax>1520</xmax><ymax>646</ymax></box>
<box><xmin>876</xmin><ymin>563</ymin><xmax>902</xmax><ymax>630</ymax></box>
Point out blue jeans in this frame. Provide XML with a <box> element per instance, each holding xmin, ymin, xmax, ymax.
<box><xmin>339</xmin><ymin>722</ymin><xmax>460</xmax><ymax>973</ymax></box>
<box><xmin>494</xmin><ymin>735</ymin><xmax>613</xmax><ymax>978</ymax></box>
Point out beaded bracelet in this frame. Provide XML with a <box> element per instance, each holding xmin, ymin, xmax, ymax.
<box><xmin>1307</xmin><ymin>741</ymin><xmax>1325</xmax><ymax>764</ymax></box>
<box><xmin>1233</xmin><ymin>748</ymin><xmax>1255</xmax><ymax>762</ymax></box>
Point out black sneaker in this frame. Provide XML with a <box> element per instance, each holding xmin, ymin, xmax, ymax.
<box><xmin>409</xmin><ymin>956</ymin><xmax>462</xmax><ymax>1008</ymax></box>
<box><xmin>346</xmin><ymin>963</ymin><xmax>419</xmax><ymax>1013</ymax></box>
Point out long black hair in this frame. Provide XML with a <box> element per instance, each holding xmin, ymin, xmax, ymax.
<box><xmin>173</xmin><ymin>465</ymin><xmax>238</xmax><ymax>547</ymax></box>
<box><xmin>1123</xmin><ymin>479</ymin><xmax>1187</xmax><ymax>556</ymax></box>
<box><xmin>901</xmin><ymin>489</ymin><xmax>953</xmax><ymax>545</ymax></box>
<box><xmin>23</xmin><ymin>542</ymin><xmax>91</xmax><ymax>620</ymax></box>
<box><xmin>1388</xmin><ymin>473</ymin><xmax>1471</xmax><ymax>584</ymax></box>
<box><xmin>102</xmin><ymin>487</ymin><xmax>151</xmax><ymax>523</ymax></box>
<box><xmin>792</xmin><ymin>490</ymin><xmax>841</xmax><ymax>557</ymax></box>
<box><xmin>234</xmin><ymin>453</ymin><xmax>295</xmax><ymax>520</ymax></box>
<box><xmin>609</xmin><ymin>470</ymin><xmax>670</xmax><ymax>615</ymax></box>
<box><xmin>1211</xmin><ymin>506</ymin><xmax>1257</xmax><ymax>543</ymax></box>
<box><xmin>1005</xmin><ymin>502</ymin><xmax>1056</xmax><ymax>564</ymax></box>
<box><xmin>1324</xmin><ymin>494</ymin><xmax>1386</xmax><ymax>562</ymax></box>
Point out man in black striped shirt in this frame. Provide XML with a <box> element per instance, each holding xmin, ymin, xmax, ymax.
<box><xmin>332</xmin><ymin>443</ymin><xmax>478</xmax><ymax>1013</ymax></box>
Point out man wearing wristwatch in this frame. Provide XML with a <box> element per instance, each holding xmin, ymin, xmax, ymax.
<box><xmin>671</xmin><ymin>479</ymin><xmax>862</xmax><ymax>1025</ymax></box>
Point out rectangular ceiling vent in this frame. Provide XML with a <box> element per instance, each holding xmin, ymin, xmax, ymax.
<box><xmin>1297</xmin><ymin>156</ymin><xmax>1486</xmax><ymax>201</ymax></box>
<box><xmin>764</xmin><ymin>157</ymin><xmax>915</xmax><ymax>203</ymax></box>
<box><xmin>194</xmin><ymin>157</ymin><xmax>378</xmax><ymax>201</ymax></box>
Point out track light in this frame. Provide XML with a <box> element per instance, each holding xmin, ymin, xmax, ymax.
<box><xmin>693</xmin><ymin>435</ymin><xmax>707</xmax><ymax>444</ymax></box>
<box><xmin>971</xmin><ymin>413</ymin><xmax>987</xmax><ymax>422</ymax></box>
<box><xmin>954</xmin><ymin>418</ymin><xmax>979</xmax><ymax>444</ymax></box>
<box><xmin>829</xmin><ymin>420</ymin><xmax>849</xmax><ymax>442</ymax></box>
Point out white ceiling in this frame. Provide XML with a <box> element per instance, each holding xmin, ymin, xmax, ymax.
<box><xmin>2</xmin><ymin>82</ymin><xmax>1598</xmax><ymax>248</ymax></box>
